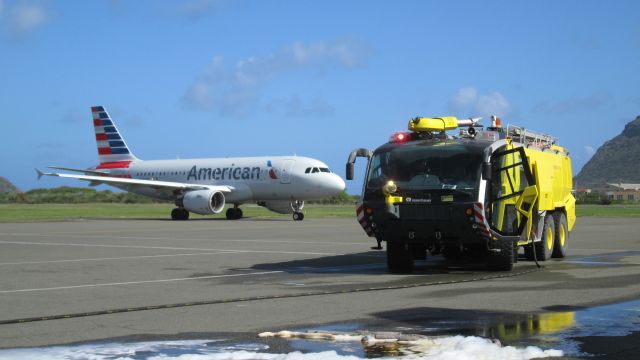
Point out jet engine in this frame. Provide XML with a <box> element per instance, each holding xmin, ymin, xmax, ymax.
<box><xmin>257</xmin><ymin>200</ymin><xmax>304</xmax><ymax>214</ymax></box>
<box><xmin>183</xmin><ymin>190</ymin><xmax>225</xmax><ymax>215</ymax></box>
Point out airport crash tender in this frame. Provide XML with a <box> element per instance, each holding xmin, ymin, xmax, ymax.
<box><xmin>346</xmin><ymin>116</ymin><xmax>576</xmax><ymax>273</ymax></box>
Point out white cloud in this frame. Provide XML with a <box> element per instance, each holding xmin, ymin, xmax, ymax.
<box><xmin>448</xmin><ymin>87</ymin><xmax>511</xmax><ymax>118</ymax></box>
<box><xmin>584</xmin><ymin>145</ymin><xmax>596</xmax><ymax>156</ymax></box>
<box><xmin>5</xmin><ymin>1</ymin><xmax>48</xmax><ymax>35</ymax></box>
<box><xmin>182</xmin><ymin>39</ymin><xmax>371</xmax><ymax>117</ymax></box>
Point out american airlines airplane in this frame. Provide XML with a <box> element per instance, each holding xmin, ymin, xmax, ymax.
<box><xmin>37</xmin><ymin>106</ymin><xmax>346</xmax><ymax>221</ymax></box>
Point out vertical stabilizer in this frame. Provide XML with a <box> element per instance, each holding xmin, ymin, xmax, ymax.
<box><xmin>91</xmin><ymin>106</ymin><xmax>138</xmax><ymax>165</ymax></box>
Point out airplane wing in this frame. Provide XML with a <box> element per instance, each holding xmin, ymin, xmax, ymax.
<box><xmin>36</xmin><ymin>169</ymin><xmax>232</xmax><ymax>193</ymax></box>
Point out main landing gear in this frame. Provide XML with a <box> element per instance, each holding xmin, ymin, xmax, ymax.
<box><xmin>171</xmin><ymin>207</ymin><xmax>189</xmax><ymax>220</ymax></box>
<box><xmin>226</xmin><ymin>206</ymin><xmax>243</xmax><ymax>220</ymax></box>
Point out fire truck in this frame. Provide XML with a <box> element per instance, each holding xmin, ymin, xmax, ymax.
<box><xmin>346</xmin><ymin>116</ymin><xmax>576</xmax><ymax>273</ymax></box>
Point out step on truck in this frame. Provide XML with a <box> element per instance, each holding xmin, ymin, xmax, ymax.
<box><xmin>346</xmin><ymin>116</ymin><xmax>576</xmax><ymax>273</ymax></box>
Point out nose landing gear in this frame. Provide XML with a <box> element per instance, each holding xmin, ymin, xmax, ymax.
<box><xmin>291</xmin><ymin>200</ymin><xmax>304</xmax><ymax>221</ymax></box>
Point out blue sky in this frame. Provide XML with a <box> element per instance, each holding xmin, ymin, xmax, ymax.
<box><xmin>1</xmin><ymin>0</ymin><xmax>639</xmax><ymax>194</ymax></box>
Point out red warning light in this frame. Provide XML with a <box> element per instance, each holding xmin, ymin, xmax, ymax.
<box><xmin>389</xmin><ymin>132</ymin><xmax>408</xmax><ymax>142</ymax></box>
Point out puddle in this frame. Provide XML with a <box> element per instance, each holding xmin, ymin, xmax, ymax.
<box><xmin>0</xmin><ymin>300</ymin><xmax>638</xmax><ymax>359</ymax></box>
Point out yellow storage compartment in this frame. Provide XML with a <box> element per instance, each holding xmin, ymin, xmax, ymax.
<box><xmin>409</xmin><ymin>116</ymin><xmax>458</xmax><ymax>132</ymax></box>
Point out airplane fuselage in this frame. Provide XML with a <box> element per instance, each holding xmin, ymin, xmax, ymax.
<box><xmin>104</xmin><ymin>156</ymin><xmax>344</xmax><ymax>204</ymax></box>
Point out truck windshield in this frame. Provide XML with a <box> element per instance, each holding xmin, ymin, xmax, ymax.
<box><xmin>366</xmin><ymin>142</ymin><xmax>482</xmax><ymax>191</ymax></box>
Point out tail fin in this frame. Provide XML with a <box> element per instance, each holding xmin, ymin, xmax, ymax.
<box><xmin>91</xmin><ymin>106</ymin><xmax>138</xmax><ymax>165</ymax></box>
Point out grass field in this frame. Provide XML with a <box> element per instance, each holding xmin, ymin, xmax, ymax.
<box><xmin>0</xmin><ymin>203</ymin><xmax>356</xmax><ymax>222</ymax></box>
<box><xmin>0</xmin><ymin>203</ymin><xmax>639</xmax><ymax>222</ymax></box>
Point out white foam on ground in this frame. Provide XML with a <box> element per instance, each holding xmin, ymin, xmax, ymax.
<box><xmin>0</xmin><ymin>336</ymin><xmax>562</xmax><ymax>360</ymax></box>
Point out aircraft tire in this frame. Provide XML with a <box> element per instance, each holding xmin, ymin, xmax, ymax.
<box><xmin>226</xmin><ymin>208</ymin><xmax>242</xmax><ymax>220</ymax></box>
<box><xmin>292</xmin><ymin>212</ymin><xmax>304</xmax><ymax>221</ymax></box>
<box><xmin>171</xmin><ymin>208</ymin><xmax>189</xmax><ymax>220</ymax></box>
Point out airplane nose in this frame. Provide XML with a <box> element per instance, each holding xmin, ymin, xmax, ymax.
<box><xmin>331</xmin><ymin>174</ymin><xmax>346</xmax><ymax>193</ymax></box>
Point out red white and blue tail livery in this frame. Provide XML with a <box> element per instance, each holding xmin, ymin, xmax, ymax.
<box><xmin>38</xmin><ymin>105</ymin><xmax>345</xmax><ymax>221</ymax></box>
<box><xmin>92</xmin><ymin>106</ymin><xmax>137</xmax><ymax>165</ymax></box>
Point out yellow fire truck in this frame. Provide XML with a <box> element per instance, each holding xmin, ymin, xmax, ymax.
<box><xmin>346</xmin><ymin>116</ymin><xmax>576</xmax><ymax>272</ymax></box>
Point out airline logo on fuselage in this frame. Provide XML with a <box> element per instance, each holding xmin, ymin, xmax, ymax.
<box><xmin>187</xmin><ymin>165</ymin><xmax>261</xmax><ymax>181</ymax></box>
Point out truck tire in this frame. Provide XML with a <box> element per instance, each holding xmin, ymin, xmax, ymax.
<box><xmin>535</xmin><ymin>214</ymin><xmax>555</xmax><ymax>261</ymax></box>
<box><xmin>487</xmin><ymin>239</ymin><xmax>514</xmax><ymax>271</ymax></box>
<box><xmin>552</xmin><ymin>212</ymin><xmax>569</xmax><ymax>258</ymax></box>
<box><xmin>387</xmin><ymin>241</ymin><xmax>414</xmax><ymax>273</ymax></box>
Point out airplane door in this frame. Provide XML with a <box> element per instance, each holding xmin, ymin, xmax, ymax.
<box><xmin>280</xmin><ymin>159</ymin><xmax>295</xmax><ymax>184</ymax></box>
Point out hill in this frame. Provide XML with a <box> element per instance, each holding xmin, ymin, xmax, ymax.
<box><xmin>575</xmin><ymin>116</ymin><xmax>640</xmax><ymax>186</ymax></box>
<box><xmin>0</xmin><ymin>177</ymin><xmax>21</xmax><ymax>193</ymax></box>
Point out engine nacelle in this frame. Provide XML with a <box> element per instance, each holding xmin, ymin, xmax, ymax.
<box><xmin>257</xmin><ymin>200</ymin><xmax>304</xmax><ymax>214</ymax></box>
<box><xmin>183</xmin><ymin>190</ymin><xmax>225</xmax><ymax>215</ymax></box>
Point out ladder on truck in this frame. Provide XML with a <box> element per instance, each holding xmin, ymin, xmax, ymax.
<box><xmin>505</xmin><ymin>124</ymin><xmax>557</xmax><ymax>147</ymax></box>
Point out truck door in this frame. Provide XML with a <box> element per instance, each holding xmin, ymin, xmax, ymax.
<box><xmin>488</xmin><ymin>145</ymin><xmax>538</xmax><ymax>238</ymax></box>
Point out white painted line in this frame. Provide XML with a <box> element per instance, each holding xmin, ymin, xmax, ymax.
<box><xmin>0</xmin><ymin>233</ymin><xmax>369</xmax><ymax>246</ymax></box>
<box><xmin>0</xmin><ymin>240</ymin><xmax>341</xmax><ymax>256</ymax></box>
<box><xmin>0</xmin><ymin>252</ymin><xmax>234</xmax><ymax>266</ymax></box>
<box><xmin>0</xmin><ymin>271</ymin><xmax>284</xmax><ymax>294</ymax></box>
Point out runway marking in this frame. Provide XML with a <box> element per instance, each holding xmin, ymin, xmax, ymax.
<box><xmin>0</xmin><ymin>233</ymin><xmax>369</xmax><ymax>246</ymax></box>
<box><xmin>0</xmin><ymin>252</ymin><xmax>233</xmax><ymax>266</ymax></box>
<box><xmin>0</xmin><ymin>271</ymin><xmax>283</xmax><ymax>294</ymax></box>
<box><xmin>0</xmin><ymin>240</ymin><xmax>341</xmax><ymax>256</ymax></box>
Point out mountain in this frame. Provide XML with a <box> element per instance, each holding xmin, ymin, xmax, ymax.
<box><xmin>574</xmin><ymin>116</ymin><xmax>640</xmax><ymax>186</ymax></box>
<box><xmin>0</xmin><ymin>176</ymin><xmax>21</xmax><ymax>193</ymax></box>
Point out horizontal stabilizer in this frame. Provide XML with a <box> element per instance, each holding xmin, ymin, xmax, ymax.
<box><xmin>48</xmin><ymin>166</ymin><xmax>109</xmax><ymax>176</ymax></box>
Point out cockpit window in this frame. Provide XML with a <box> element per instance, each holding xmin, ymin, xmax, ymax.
<box><xmin>312</xmin><ymin>167</ymin><xmax>319</xmax><ymax>173</ymax></box>
<box><xmin>305</xmin><ymin>167</ymin><xmax>311</xmax><ymax>174</ymax></box>
<box><xmin>320</xmin><ymin>168</ymin><xmax>330</xmax><ymax>173</ymax></box>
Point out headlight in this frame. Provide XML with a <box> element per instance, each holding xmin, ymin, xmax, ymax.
<box><xmin>383</xmin><ymin>180</ymin><xmax>397</xmax><ymax>194</ymax></box>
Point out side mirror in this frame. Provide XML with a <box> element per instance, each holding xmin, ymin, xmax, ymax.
<box><xmin>346</xmin><ymin>162</ymin><xmax>355</xmax><ymax>180</ymax></box>
<box><xmin>482</xmin><ymin>162</ymin><xmax>492</xmax><ymax>180</ymax></box>
<box><xmin>346</xmin><ymin>148</ymin><xmax>373</xmax><ymax>181</ymax></box>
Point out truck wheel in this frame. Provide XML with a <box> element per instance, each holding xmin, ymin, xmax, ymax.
<box><xmin>552</xmin><ymin>212</ymin><xmax>569</xmax><ymax>258</ymax></box>
<box><xmin>487</xmin><ymin>239</ymin><xmax>514</xmax><ymax>271</ymax></box>
<box><xmin>387</xmin><ymin>242</ymin><xmax>414</xmax><ymax>273</ymax></box>
<box><xmin>535</xmin><ymin>214</ymin><xmax>555</xmax><ymax>261</ymax></box>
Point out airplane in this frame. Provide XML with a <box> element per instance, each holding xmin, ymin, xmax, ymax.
<box><xmin>37</xmin><ymin>106</ymin><xmax>346</xmax><ymax>221</ymax></box>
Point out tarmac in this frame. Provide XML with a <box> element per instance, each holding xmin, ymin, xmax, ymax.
<box><xmin>0</xmin><ymin>216</ymin><xmax>639</xmax><ymax>356</ymax></box>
